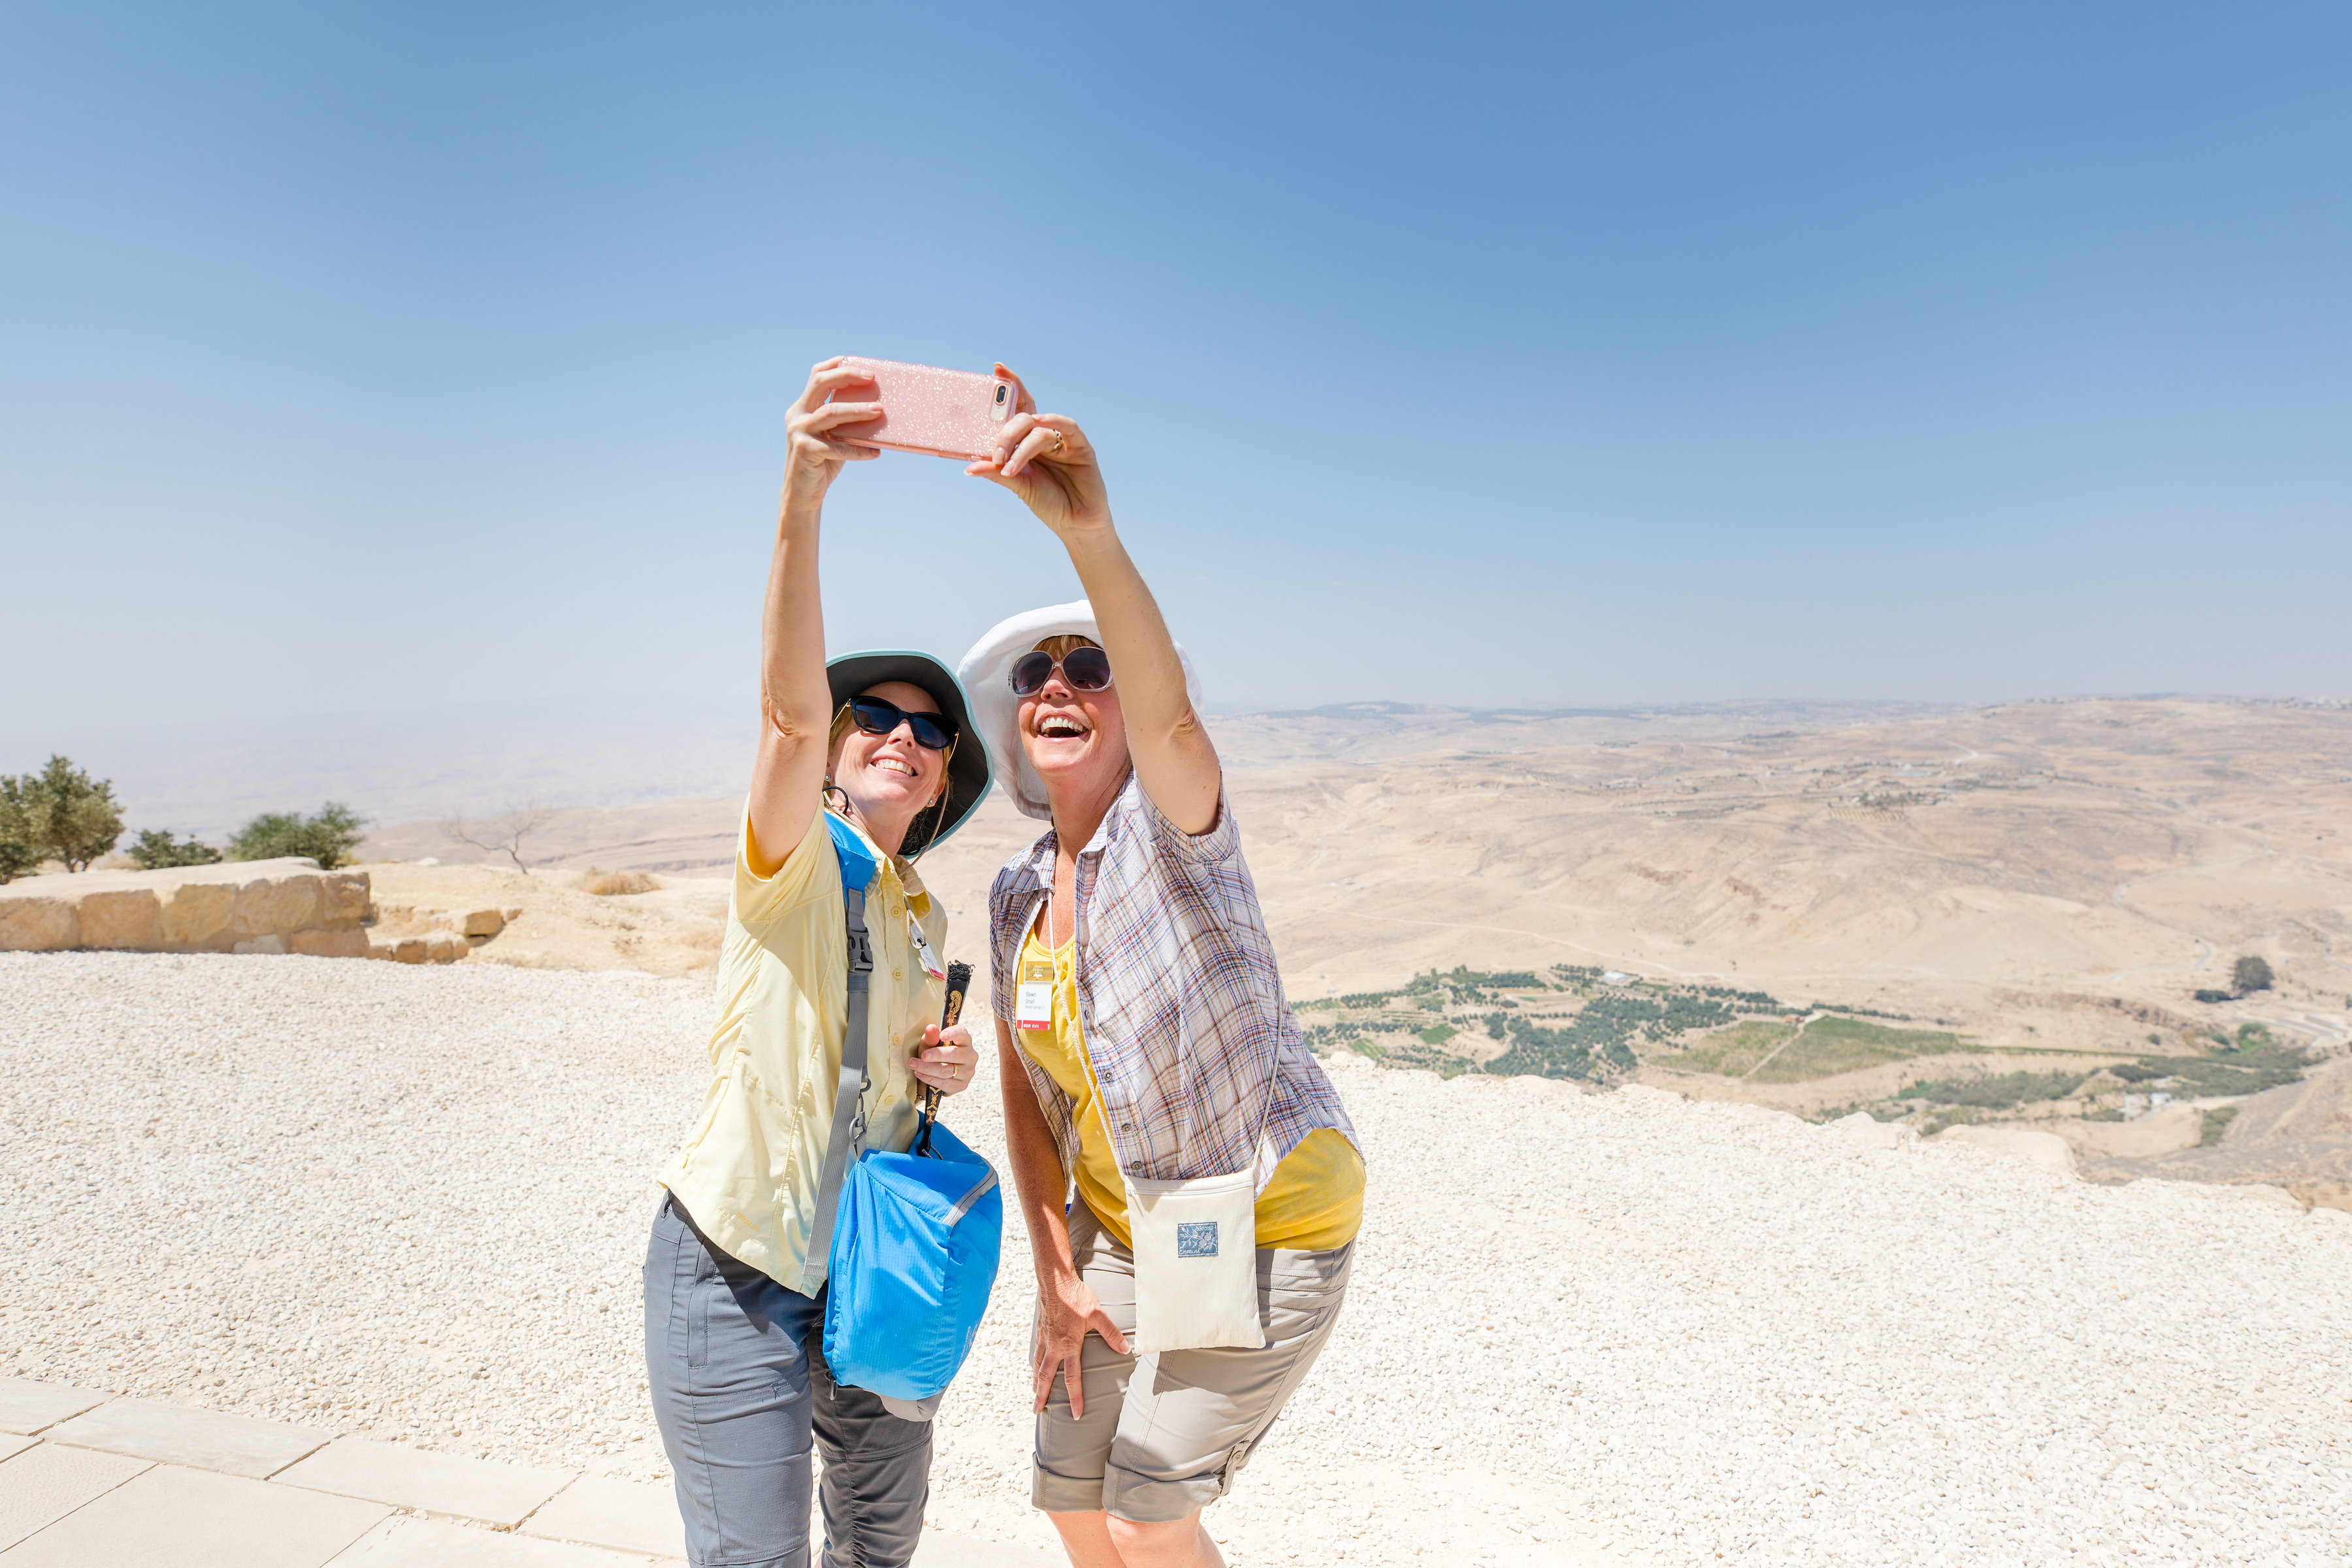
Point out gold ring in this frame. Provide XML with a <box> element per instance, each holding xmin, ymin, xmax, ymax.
<box><xmin>1049</xmin><ymin>429</ymin><xmax>1065</xmax><ymax>451</ymax></box>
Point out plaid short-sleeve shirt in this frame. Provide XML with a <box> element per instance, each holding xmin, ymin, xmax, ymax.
<box><xmin>990</xmin><ymin>773</ymin><xmax>1358</xmax><ymax>1191</ymax></box>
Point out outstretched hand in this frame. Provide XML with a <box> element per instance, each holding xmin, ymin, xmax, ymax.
<box><xmin>965</xmin><ymin>363</ymin><xmax>1111</xmax><ymax>536</ymax></box>
<box><xmin>784</xmin><ymin>357</ymin><xmax>882</xmax><ymax>504</ymax></box>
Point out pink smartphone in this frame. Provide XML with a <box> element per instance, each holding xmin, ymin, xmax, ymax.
<box><xmin>832</xmin><ymin>357</ymin><xmax>1020</xmax><ymax>461</ymax></box>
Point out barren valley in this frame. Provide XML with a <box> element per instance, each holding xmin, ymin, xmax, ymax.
<box><xmin>361</xmin><ymin>696</ymin><xmax>2352</xmax><ymax>1207</ymax></box>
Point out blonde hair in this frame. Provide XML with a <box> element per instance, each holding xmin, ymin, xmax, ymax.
<box><xmin>1034</xmin><ymin>633</ymin><xmax>1102</xmax><ymax>659</ymax></box>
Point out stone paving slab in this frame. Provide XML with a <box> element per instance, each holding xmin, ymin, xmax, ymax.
<box><xmin>0</xmin><ymin>1380</ymin><xmax>111</xmax><ymax>1436</ymax></box>
<box><xmin>278</xmin><ymin>1437</ymin><xmax>574</xmax><ymax>1527</ymax></box>
<box><xmin>0</xmin><ymin>1441</ymin><xmax>31</xmax><ymax>1467</ymax></box>
<box><xmin>327</xmin><ymin>1514</ymin><xmax>662</xmax><ymax>1566</ymax></box>
<box><xmin>0</xmin><ymin>1443</ymin><xmax>152</xmax><ymax>1554</ymax></box>
<box><xmin>519</xmin><ymin>1477</ymin><xmax>683</xmax><ymax>1559</ymax></box>
<box><xmin>0</xmin><ymin>1462</ymin><xmax>385</xmax><ymax>1567</ymax></box>
<box><xmin>909</xmin><ymin>1527</ymin><xmax>1066</xmax><ymax>1566</ymax></box>
<box><xmin>45</xmin><ymin>1396</ymin><xmax>329</xmax><ymax>1478</ymax></box>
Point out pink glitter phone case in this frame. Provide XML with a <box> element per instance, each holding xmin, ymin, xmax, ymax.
<box><xmin>834</xmin><ymin>357</ymin><xmax>1019</xmax><ymax>462</ymax></box>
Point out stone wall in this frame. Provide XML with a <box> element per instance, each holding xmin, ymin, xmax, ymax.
<box><xmin>0</xmin><ymin>858</ymin><xmax>372</xmax><ymax>956</ymax></box>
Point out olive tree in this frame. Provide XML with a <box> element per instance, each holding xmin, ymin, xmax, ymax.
<box><xmin>2231</xmin><ymin>955</ymin><xmax>2275</xmax><ymax>996</ymax></box>
<box><xmin>0</xmin><ymin>757</ymin><xmax>124</xmax><ymax>874</ymax></box>
<box><xmin>231</xmin><ymin>803</ymin><xmax>368</xmax><ymax>869</ymax></box>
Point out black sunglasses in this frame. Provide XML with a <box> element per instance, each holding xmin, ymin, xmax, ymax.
<box><xmin>1011</xmin><ymin>647</ymin><xmax>1113</xmax><ymax>696</ymax></box>
<box><xmin>847</xmin><ymin>696</ymin><xmax>956</xmax><ymax>751</ymax></box>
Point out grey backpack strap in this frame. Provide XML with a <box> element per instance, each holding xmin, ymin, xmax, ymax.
<box><xmin>807</xmin><ymin>883</ymin><xmax>875</xmax><ymax>1272</ymax></box>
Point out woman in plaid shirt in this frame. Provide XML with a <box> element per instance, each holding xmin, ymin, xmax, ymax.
<box><xmin>960</xmin><ymin>376</ymin><xmax>1364</xmax><ymax>1568</ymax></box>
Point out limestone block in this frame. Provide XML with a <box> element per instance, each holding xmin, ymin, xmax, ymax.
<box><xmin>291</xmin><ymin>928</ymin><xmax>371</xmax><ymax>958</ymax></box>
<box><xmin>423</xmin><ymin>930</ymin><xmax>470</xmax><ymax>963</ymax></box>
<box><xmin>233</xmin><ymin>935</ymin><xmax>291</xmax><ymax>955</ymax></box>
<box><xmin>314</xmin><ymin>872</ymin><xmax>372</xmax><ymax>928</ymax></box>
<box><xmin>159</xmin><ymin>881</ymin><xmax>236</xmax><ymax>949</ymax></box>
<box><xmin>433</xmin><ymin>908</ymin><xmax>505</xmax><ymax>938</ymax></box>
<box><xmin>1938</xmin><ymin>1125</ymin><xmax>2077</xmax><ymax>1177</ymax></box>
<box><xmin>78</xmin><ymin>889</ymin><xmax>163</xmax><ymax>950</ymax></box>
<box><xmin>231</xmin><ymin>872</ymin><xmax>320</xmax><ymax>938</ymax></box>
<box><xmin>372</xmin><ymin>934</ymin><xmax>430</xmax><ymax>964</ymax></box>
<box><xmin>0</xmin><ymin>893</ymin><xmax>78</xmax><ymax>952</ymax></box>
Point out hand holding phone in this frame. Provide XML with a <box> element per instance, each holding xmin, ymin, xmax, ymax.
<box><xmin>832</xmin><ymin>358</ymin><xmax>1020</xmax><ymax>462</ymax></box>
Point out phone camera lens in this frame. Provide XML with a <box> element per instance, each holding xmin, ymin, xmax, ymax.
<box><xmin>994</xmin><ymin>385</ymin><xmax>1007</xmax><ymax>404</ymax></box>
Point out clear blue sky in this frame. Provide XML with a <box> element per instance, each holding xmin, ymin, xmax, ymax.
<box><xmin>5</xmin><ymin>3</ymin><xmax>2348</xmax><ymax>733</ymax></box>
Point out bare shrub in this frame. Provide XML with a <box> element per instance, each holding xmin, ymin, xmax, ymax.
<box><xmin>444</xmin><ymin>802</ymin><xmax>557</xmax><ymax>873</ymax></box>
<box><xmin>581</xmin><ymin>867</ymin><xmax>660</xmax><ymax>896</ymax></box>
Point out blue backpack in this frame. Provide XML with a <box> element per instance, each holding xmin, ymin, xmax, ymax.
<box><xmin>806</xmin><ymin>814</ymin><xmax>1003</xmax><ymax>1409</ymax></box>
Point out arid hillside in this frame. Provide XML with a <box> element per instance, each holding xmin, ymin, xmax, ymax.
<box><xmin>365</xmin><ymin>696</ymin><xmax>2352</xmax><ymax>1027</ymax></box>
<box><xmin>362</xmin><ymin>696</ymin><xmax>2352</xmax><ymax>1204</ymax></box>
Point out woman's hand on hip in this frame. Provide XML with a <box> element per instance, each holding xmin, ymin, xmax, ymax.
<box><xmin>1033</xmin><ymin>1271</ymin><xmax>1130</xmax><ymax>1416</ymax></box>
<box><xmin>966</xmin><ymin>363</ymin><xmax>1110</xmax><ymax>536</ymax></box>
<box><xmin>908</xmin><ymin>1022</ymin><xmax>979</xmax><ymax>1096</ymax></box>
<box><xmin>784</xmin><ymin>357</ymin><xmax>883</xmax><ymax>504</ymax></box>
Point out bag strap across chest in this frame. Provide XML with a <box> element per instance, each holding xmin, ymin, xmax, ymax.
<box><xmin>807</xmin><ymin>815</ymin><xmax>878</xmax><ymax>1269</ymax></box>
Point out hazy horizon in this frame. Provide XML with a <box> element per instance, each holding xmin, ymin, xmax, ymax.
<box><xmin>6</xmin><ymin>688</ymin><xmax>2342</xmax><ymax>842</ymax></box>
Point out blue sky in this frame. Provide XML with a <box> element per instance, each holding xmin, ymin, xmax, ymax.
<box><xmin>5</xmin><ymin>2</ymin><xmax>2348</xmax><ymax>738</ymax></box>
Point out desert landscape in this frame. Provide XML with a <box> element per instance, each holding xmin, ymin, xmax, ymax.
<box><xmin>8</xmin><ymin>693</ymin><xmax>2351</xmax><ymax>1565</ymax></box>
<box><xmin>359</xmin><ymin>694</ymin><xmax>2352</xmax><ymax>1209</ymax></box>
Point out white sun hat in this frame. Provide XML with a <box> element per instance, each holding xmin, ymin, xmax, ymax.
<box><xmin>956</xmin><ymin>600</ymin><xmax>1203</xmax><ymax>822</ymax></box>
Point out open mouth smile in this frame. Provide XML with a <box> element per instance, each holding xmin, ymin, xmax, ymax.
<box><xmin>1037</xmin><ymin>715</ymin><xmax>1088</xmax><ymax>740</ymax></box>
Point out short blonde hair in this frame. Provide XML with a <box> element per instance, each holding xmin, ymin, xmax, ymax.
<box><xmin>1033</xmin><ymin>633</ymin><xmax>1102</xmax><ymax>659</ymax></box>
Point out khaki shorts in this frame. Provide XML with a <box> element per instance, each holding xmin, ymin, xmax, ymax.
<box><xmin>1032</xmin><ymin>1201</ymin><xmax>1354</xmax><ymax>1524</ymax></box>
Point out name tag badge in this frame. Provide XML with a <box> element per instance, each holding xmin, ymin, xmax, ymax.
<box><xmin>907</xmin><ymin>918</ymin><xmax>945</xmax><ymax>981</ymax></box>
<box><xmin>1015</xmin><ymin>957</ymin><xmax>1054</xmax><ymax>1032</ymax></box>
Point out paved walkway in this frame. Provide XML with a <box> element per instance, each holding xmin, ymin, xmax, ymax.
<box><xmin>0</xmin><ymin>1375</ymin><xmax>1056</xmax><ymax>1566</ymax></box>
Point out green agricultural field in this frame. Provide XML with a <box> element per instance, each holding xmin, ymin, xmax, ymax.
<box><xmin>1664</xmin><ymin>1021</ymin><xmax>1793</xmax><ymax>1077</ymax></box>
<box><xmin>1666</xmin><ymin>1015</ymin><xmax>1967</xmax><ymax>1083</ymax></box>
<box><xmin>1752</xmin><ymin>1016</ymin><xmax>1965</xmax><ymax>1083</ymax></box>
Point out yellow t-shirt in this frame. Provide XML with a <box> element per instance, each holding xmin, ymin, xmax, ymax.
<box><xmin>1014</xmin><ymin>927</ymin><xmax>1362</xmax><ymax>1251</ymax></box>
<box><xmin>659</xmin><ymin>808</ymin><xmax>945</xmax><ymax>1294</ymax></box>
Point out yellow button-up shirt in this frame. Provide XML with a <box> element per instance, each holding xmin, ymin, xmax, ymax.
<box><xmin>659</xmin><ymin>808</ymin><xmax>947</xmax><ymax>1294</ymax></box>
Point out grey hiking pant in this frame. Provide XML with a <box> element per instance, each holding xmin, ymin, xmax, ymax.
<box><xmin>644</xmin><ymin>1194</ymin><xmax>932</xmax><ymax>1568</ymax></box>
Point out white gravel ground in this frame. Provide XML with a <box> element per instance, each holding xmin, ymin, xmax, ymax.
<box><xmin>5</xmin><ymin>951</ymin><xmax>2349</xmax><ymax>1566</ymax></box>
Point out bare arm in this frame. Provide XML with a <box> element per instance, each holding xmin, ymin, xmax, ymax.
<box><xmin>998</xmin><ymin>1017</ymin><xmax>1128</xmax><ymax>1414</ymax></box>
<box><xmin>743</xmin><ymin>359</ymin><xmax>883</xmax><ymax>875</ymax></box>
<box><xmin>968</xmin><ymin>372</ymin><xmax>1222</xmax><ymax>835</ymax></box>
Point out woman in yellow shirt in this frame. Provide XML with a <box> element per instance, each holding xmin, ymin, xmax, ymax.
<box><xmin>644</xmin><ymin>357</ymin><xmax>993</xmax><ymax>1568</ymax></box>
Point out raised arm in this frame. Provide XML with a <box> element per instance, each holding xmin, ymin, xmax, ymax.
<box><xmin>967</xmin><ymin>368</ymin><xmax>1222</xmax><ymax>835</ymax></box>
<box><xmin>743</xmin><ymin>358</ymin><xmax>883</xmax><ymax>875</ymax></box>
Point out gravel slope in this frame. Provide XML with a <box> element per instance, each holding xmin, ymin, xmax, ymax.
<box><xmin>4</xmin><ymin>952</ymin><xmax>2347</xmax><ymax>1565</ymax></box>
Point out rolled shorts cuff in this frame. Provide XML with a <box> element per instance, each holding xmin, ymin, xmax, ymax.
<box><xmin>1032</xmin><ymin>1466</ymin><xmax>1119</xmax><ymax>1516</ymax></box>
<box><xmin>1101</xmin><ymin>1462</ymin><xmax>1226</xmax><ymax>1525</ymax></box>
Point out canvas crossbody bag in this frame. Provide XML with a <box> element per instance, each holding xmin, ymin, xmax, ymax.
<box><xmin>1035</xmin><ymin>893</ymin><xmax>1268</xmax><ymax>1355</ymax></box>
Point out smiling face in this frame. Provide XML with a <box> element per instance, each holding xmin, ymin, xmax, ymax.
<box><xmin>829</xmin><ymin>680</ymin><xmax>948</xmax><ymax>839</ymax></box>
<box><xmin>1019</xmin><ymin>635</ymin><xmax>1131</xmax><ymax>810</ymax></box>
